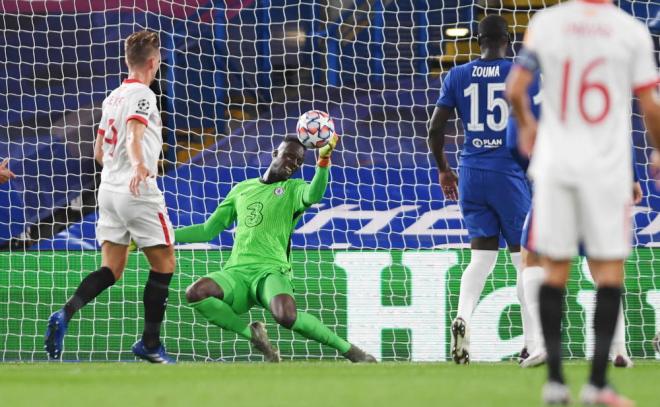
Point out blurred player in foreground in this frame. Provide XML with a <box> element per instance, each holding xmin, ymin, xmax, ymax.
<box><xmin>428</xmin><ymin>15</ymin><xmax>533</xmax><ymax>364</ymax></box>
<box><xmin>506</xmin><ymin>78</ymin><xmax>641</xmax><ymax>370</ymax></box>
<box><xmin>175</xmin><ymin>135</ymin><xmax>376</xmax><ymax>363</ymax></box>
<box><xmin>507</xmin><ymin>0</ymin><xmax>660</xmax><ymax>404</ymax></box>
<box><xmin>45</xmin><ymin>31</ymin><xmax>177</xmax><ymax>364</ymax></box>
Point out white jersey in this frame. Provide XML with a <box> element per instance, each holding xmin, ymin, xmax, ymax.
<box><xmin>526</xmin><ymin>0</ymin><xmax>658</xmax><ymax>186</ymax></box>
<box><xmin>97</xmin><ymin>79</ymin><xmax>163</xmax><ymax>196</ymax></box>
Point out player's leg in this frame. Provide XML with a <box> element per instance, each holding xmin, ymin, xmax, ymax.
<box><xmin>539</xmin><ymin>258</ymin><xmax>570</xmax><ymax>386</ymax></box>
<box><xmin>454</xmin><ymin>167</ymin><xmax>499</xmax><ymax>364</ymax></box>
<box><xmin>489</xmin><ymin>171</ymin><xmax>534</xmax><ymax>360</ymax></box>
<box><xmin>610</xmin><ymin>304</ymin><xmax>632</xmax><ymax>368</ymax></box>
<box><xmin>578</xmin><ymin>182</ymin><xmax>633</xmax><ymax>405</ymax></box>
<box><xmin>186</xmin><ymin>274</ymin><xmax>252</xmax><ymax>340</ymax></box>
<box><xmin>44</xmin><ymin>189</ymin><xmax>130</xmax><ymax>359</ymax></box>
<box><xmin>186</xmin><ymin>270</ymin><xmax>282</xmax><ymax>360</ymax></box>
<box><xmin>45</xmin><ymin>241</ymin><xmax>128</xmax><ymax>359</ymax></box>
<box><xmin>585</xmin><ymin>260</ymin><xmax>632</xmax><ymax>368</ymax></box>
<box><xmin>533</xmin><ymin>179</ymin><xmax>578</xmax><ymax>404</ymax></box>
<box><xmin>131</xmin><ymin>244</ymin><xmax>176</xmax><ymax>363</ymax></box>
<box><xmin>519</xmin><ymin>246</ymin><xmax>547</xmax><ymax>368</ymax></box>
<box><xmin>121</xmin><ymin>195</ymin><xmax>177</xmax><ymax>363</ymax></box>
<box><xmin>259</xmin><ymin>273</ymin><xmax>375</xmax><ymax>362</ymax></box>
<box><xmin>66</xmin><ymin>241</ymin><xmax>128</xmax><ymax>320</ymax></box>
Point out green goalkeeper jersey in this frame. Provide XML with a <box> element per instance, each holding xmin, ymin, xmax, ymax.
<box><xmin>175</xmin><ymin>166</ymin><xmax>329</xmax><ymax>271</ymax></box>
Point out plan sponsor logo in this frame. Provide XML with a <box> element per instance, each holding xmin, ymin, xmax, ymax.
<box><xmin>472</xmin><ymin>138</ymin><xmax>503</xmax><ymax>148</ymax></box>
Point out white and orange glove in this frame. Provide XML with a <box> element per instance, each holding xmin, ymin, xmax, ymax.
<box><xmin>317</xmin><ymin>134</ymin><xmax>340</xmax><ymax>168</ymax></box>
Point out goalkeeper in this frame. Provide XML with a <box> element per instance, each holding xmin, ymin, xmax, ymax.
<box><xmin>177</xmin><ymin>135</ymin><xmax>375</xmax><ymax>363</ymax></box>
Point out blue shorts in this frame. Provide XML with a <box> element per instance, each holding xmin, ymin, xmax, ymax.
<box><xmin>458</xmin><ymin>166</ymin><xmax>531</xmax><ymax>247</ymax></box>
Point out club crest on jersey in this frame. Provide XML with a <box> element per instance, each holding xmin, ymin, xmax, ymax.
<box><xmin>274</xmin><ymin>187</ymin><xmax>285</xmax><ymax>196</ymax></box>
<box><xmin>472</xmin><ymin>138</ymin><xmax>502</xmax><ymax>148</ymax></box>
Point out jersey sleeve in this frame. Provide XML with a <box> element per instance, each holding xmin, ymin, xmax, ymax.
<box><xmin>436</xmin><ymin>69</ymin><xmax>456</xmax><ymax>109</ymax></box>
<box><xmin>126</xmin><ymin>88</ymin><xmax>157</xmax><ymax>126</ymax></box>
<box><xmin>288</xmin><ymin>167</ymin><xmax>329</xmax><ymax>213</ymax></box>
<box><xmin>174</xmin><ymin>189</ymin><xmax>237</xmax><ymax>243</ymax></box>
<box><xmin>97</xmin><ymin>109</ymin><xmax>108</xmax><ymax>139</ymax></box>
<box><xmin>515</xmin><ymin>13</ymin><xmax>544</xmax><ymax>73</ymax></box>
<box><xmin>631</xmin><ymin>25</ymin><xmax>659</xmax><ymax>94</ymax></box>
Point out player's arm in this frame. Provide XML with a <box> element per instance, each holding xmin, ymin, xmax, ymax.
<box><xmin>428</xmin><ymin>106</ymin><xmax>453</xmax><ymax>173</ymax></box>
<box><xmin>174</xmin><ymin>196</ymin><xmax>237</xmax><ymax>243</ymax></box>
<box><xmin>506</xmin><ymin>59</ymin><xmax>537</xmax><ymax>157</ymax></box>
<box><xmin>94</xmin><ymin>131</ymin><xmax>104</xmax><ymax>165</ymax></box>
<box><xmin>630</xmin><ymin>150</ymin><xmax>643</xmax><ymax>205</ymax></box>
<box><xmin>302</xmin><ymin>134</ymin><xmax>339</xmax><ymax>205</ymax></box>
<box><xmin>428</xmin><ymin>69</ymin><xmax>459</xmax><ymax>201</ymax></box>
<box><xmin>94</xmin><ymin>111</ymin><xmax>108</xmax><ymax>166</ymax></box>
<box><xmin>126</xmin><ymin>119</ymin><xmax>152</xmax><ymax>196</ymax></box>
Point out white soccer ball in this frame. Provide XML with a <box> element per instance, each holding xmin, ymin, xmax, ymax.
<box><xmin>296</xmin><ymin>110</ymin><xmax>335</xmax><ymax>149</ymax></box>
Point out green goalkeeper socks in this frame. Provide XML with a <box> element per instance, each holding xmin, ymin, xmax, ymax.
<box><xmin>190</xmin><ymin>297</ymin><xmax>252</xmax><ymax>340</ymax></box>
<box><xmin>292</xmin><ymin>311</ymin><xmax>351</xmax><ymax>354</ymax></box>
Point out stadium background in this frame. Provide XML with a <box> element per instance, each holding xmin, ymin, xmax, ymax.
<box><xmin>0</xmin><ymin>0</ymin><xmax>659</xmax><ymax>362</ymax></box>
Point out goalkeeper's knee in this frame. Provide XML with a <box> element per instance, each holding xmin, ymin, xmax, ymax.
<box><xmin>270</xmin><ymin>294</ymin><xmax>297</xmax><ymax>329</ymax></box>
<box><xmin>185</xmin><ymin>278</ymin><xmax>223</xmax><ymax>304</ymax></box>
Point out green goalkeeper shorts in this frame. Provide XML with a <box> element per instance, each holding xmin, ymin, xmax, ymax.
<box><xmin>205</xmin><ymin>265</ymin><xmax>294</xmax><ymax>314</ymax></box>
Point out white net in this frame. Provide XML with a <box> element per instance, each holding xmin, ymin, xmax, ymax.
<box><xmin>0</xmin><ymin>0</ymin><xmax>658</xmax><ymax>362</ymax></box>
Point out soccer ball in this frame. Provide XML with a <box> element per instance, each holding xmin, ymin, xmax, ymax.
<box><xmin>296</xmin><ymin>110</ymin><xmax>335</xmax><ymax>149</ymax></box>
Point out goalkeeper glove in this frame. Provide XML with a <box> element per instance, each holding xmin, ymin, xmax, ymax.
<box><xmin>318</xmin><ymin>134</ymin><xmax>340</xmax><ymax>167</ymax></box>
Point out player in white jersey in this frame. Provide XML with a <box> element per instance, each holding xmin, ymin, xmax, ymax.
<box><xmin>44</xmin><ymin>31</ymin><xmax>177</xmax><ymax>364</ymax></box>
<box><xmin>507</xmin><ymin>0</ymin><xmax>660</xmax><ymax>405</ymax></box>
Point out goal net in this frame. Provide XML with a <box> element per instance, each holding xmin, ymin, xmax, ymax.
<box><xmin>0</xmin><ymin>0</ymin><xmax>658</xmax><ymax>362</ymax></box>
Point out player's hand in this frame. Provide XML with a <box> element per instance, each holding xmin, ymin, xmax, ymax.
<box><xmin>632</xmin><ymin>181</ymin><xmax>643</xmax><ymax>205</ymax></box>
<box><xmin>439</xmin><ymin>169</ymin><xmax>459</xmax><ymax>201</ymax></box>
<box><xmin>129</xmin><ymin>163</ymin><xmax>151</xmax><ymax>196</ymax></box>
<box><xmin>319</xmin><ymin>134</ymin><xmax>340</xmax><ymax>159</ymax></box>
<box><xmin>518</xmin><ymin>119</ymin><xmax>538</xmax><ymax>158</ymax></box>
<box><xmin>0</xmin><ymin>158</ymin><xmax>16</xmax><ymax>185</ymax></box>
<box><xmin>652</xmin><ymin>150</ymin><xmax>660</xmax><ymax>189</ymax></box>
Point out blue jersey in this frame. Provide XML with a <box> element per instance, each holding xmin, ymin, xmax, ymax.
<box><xmin>436</xmin><ymin>58</ymin><xmax>521</xmax><ymax>175</ymax></box>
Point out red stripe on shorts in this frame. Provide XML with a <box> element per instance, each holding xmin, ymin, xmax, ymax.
<box><xmin>158</xmin><ymin>212</ymin><xmax>171</xmax><ymax>246</ymax></box>
<box><xmin>527</xmin><ymin>211</ymin><xmax>536</xmax><ymax>252</ymax></box>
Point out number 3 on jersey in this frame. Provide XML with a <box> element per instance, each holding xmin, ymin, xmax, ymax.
<box><xmin>102</xmin><ymin>118</ymin><xmax>118</xmax><ymax>157</ymax></box>
<box><xmin>464</xmin><ymin>83</ymin><xmax>510</xmax><ymax>132</ymax></box>
<box><xmin>245</xmin><ymin>202</ymin><xmax>264</xmax><ymax>227</ymax></box>
<box><xmin>561</xmin><ymin>58</ymin><xmax>610</xmax><ymax>124</ymax></box>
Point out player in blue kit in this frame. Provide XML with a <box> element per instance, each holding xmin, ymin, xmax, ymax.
<box><xmin>506</xmin><ymin>76</ymin><xmax>641</xmax><ymax>369</ymax></box>
<box><xmin>428</xmin><ymin>15</ymin><xmax>533</xmax><ymax>364</ymax></box>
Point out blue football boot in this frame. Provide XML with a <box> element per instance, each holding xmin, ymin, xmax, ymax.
<box><xmin>44</xmin><ymin>309</ymin><xmax>68</xmax><ymax>360</ymax></box>
<box><xmin>132</xmin><ymin>339</ymin><xmax>176</xmax><ymax>364</ymax></box>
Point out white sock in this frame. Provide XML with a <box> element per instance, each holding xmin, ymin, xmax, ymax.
<box><xmin>456</xmin><ymin>250</ymin><xmax>498</xmax><ymax>324</ymax></box>
<box><xmin>610</xmin><ymin>300</ymin><xmax>627</xmax><ymax>356</ymax></box>
<box><xmin>522</xmin><ymin>266</ymin><xmax>545</xmax><ymax>353</ymax></box>
<box><xmin>511</xmin><ymin>252</ymin><xmax>533</xmax><ymax>350</ymax></box>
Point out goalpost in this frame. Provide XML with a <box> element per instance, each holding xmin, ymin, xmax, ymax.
<box><xmin>0</xmin><ymin>0</ymin><xmax>658</xmax><ymax>362</ymax></box>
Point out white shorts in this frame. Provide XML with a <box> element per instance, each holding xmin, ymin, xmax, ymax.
<box><xmin>529</xmin><ymin>178</ymin><xmax>632</xmax><ymax>260</ymax></box>
<box><xmin>96</xmin><ymin>188</ymin><xmax>174</xmax><ymax>248</ymax></box>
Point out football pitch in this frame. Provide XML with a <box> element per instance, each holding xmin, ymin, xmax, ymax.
<box><xmin>1</xmin><ymin>361</ymin><xmax>658</xmax><ymax>407</ymax></box>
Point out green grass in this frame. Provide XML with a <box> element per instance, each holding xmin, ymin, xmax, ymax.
<box><xmin>1</xmin><ymin>361</ymin><xmax>658</xmax><ymax>407</ymax></box>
